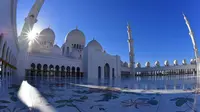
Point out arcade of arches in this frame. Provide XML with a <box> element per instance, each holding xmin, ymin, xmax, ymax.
<box><xmin>0</xmin><ymin>34</ymin><xmax>17</xmax><ymax>78</ymax></box>
<box><xmin>136</xmin><ymin>69</ymin><xmax>197</xmax><ymax>76</ymax></box>
<box><xmin>26</xmin><ymin>63</ymin><xmax>83</xmax><ymax>77</ymax></box>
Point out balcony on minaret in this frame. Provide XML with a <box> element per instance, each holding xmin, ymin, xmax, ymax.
<box><xmin>127</xmin><ymin>39</ymin><xmax>133</xmax><ymax>43</ymax></box>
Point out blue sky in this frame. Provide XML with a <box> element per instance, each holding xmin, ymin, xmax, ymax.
<box><xmin>17</xmin><ymin>0</ymin><xmax>200</xmax><ymax>66</ymax></box>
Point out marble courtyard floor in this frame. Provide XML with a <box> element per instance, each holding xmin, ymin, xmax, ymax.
<box><xmin>0</xmin><ymin>75</ymin><xmax>200</xmax><ymax>112</ymax></box>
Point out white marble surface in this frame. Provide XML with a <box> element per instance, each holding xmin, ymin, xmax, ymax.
<box><xmin>0</xmin><ymin>75</ymin><xmax>200</xmax><ymax>112</ymax></box>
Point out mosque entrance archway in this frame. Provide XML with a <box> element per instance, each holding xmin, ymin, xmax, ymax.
<box><xmin>66</xmin><ymin>66</ymin><xmax>70</xmax><ymax>77</ymax></box>
<box><xmin>61</xmin><ymin>66</ymin><xmax>65</xmax><ymax>77</ymax></box>
<box><xmin>104</xmin><ymin>63</ymin><xmax>110</xmax><ymax>79</ymax></box>
<box><xmin>43</xmin><ymin>64</ymin><xmax>48</xmax><ymax>76</ymax></box>
<box><xmin>30</xmin><ymin>63</ymin><xmax>35</xmax><ymax>76</ymax></box>
<box><xmin>98</xmin><ymin>66</ymin><xmax>101</xmax><ymax>79</ymax></box>
<box><xmin>76</xmin><ymin>67</ymin><xmax>80</xmax><ymax>77</ymax></box>
<box><xmin>72</xmin><ymin>67</ymin><xmax>75</xmax><ymax>77</ymax></box>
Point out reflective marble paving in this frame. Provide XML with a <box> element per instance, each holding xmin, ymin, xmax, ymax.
<box><xmin>0</xmin><ymin>74</ymin><xmax>200</xmax><ymax>112</ymax></box>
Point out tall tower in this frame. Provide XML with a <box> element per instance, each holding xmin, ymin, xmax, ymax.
<box><xmin>17</xmin><ymin>0</ymin><xmax>45</xmax><ymax>76</ymax></box>
<box><xmin>127</xmin><ymin>23</ymin><xmax>135</xmax><ymax>75</ymax></box>
<box><xmin>183</xmin><ymin>13</ymin><xmax>199</xmax><ymax>59</ymax></box>
<box><xmin>183</xmin><ymin>13</ymin><xmax>200</xmax><ymax>76</ymax></box>
<box><xmin>18</xmin><ymin>0</ymin><xmax>45</xmax><ymax>50</ymax></box>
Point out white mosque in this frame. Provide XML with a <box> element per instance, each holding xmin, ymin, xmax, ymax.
<box><xmin>0</xmin><ymin>0</ymin><xmax>199</xmax><ymax>80</ymax></box>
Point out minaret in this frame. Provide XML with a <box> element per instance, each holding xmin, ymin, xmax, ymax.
<box><xmin>183</xmin><ymin>13</ymin><xmax>199</xmax><ymax>59</ymax></box>
<box><xmin>18</xmin><ymin>0</ymin><xmax>45</xmax><ymax>50</ymax></box>
<box><xmin>183</xmin><ymin>13</ymin><xmax>200</xmax><ymax>76</ymax></box>
<box><xmin>17</xmin><ymin>0</ymin><xmax>45</xmax><ymax>77</ymax></box>
<box><xmin>127</xmin><ymin>23</ymin><xmax>135</xmax><ymax>75</ymax></box>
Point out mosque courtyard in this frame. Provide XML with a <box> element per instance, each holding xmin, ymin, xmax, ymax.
<box><xmin>0</xmin><ymin>74</ymin><xmax>200</xmax><ymax>112</ymax></box>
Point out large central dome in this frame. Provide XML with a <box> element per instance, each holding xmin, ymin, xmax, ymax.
<box><xmin>39</xmin><ymin>28</ymin><xmax>55</xmax><ymax>42</ymax></box>
<box><xmin>65</xmin><ymin>28</ymin><xmax>85</xmax><ymax>46</ymax></box>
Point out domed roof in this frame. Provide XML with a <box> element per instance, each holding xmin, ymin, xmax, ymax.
<box><xmin>39</xmin><ymin>28</ymin><xmax>55</xmax><ymax>41</ymax></box>
<box><xmin>136</xmin><ymin>62</ymin><xmax>141</xmax><ymax>68</ymax></box>
<box><xmin>155</xmin><ymin>61</ymin><xmax>160</xmax><ymax>67</ymax></box>
<box><xmin>164</xmin><ymin>60</ymin><xmax>169</xmax><ymax>66</ymax></box>
<box><xmin>173</xmin><ymin>60</ymin><xmax>178</xmax><ymax>66</ymax></box>
<box><xmin>87</xmin><ymin>39</ymin><xmax>103</xmax><ymax>51</ymax></box>
<box><xmin>145</xmin><ymin>62</ymin><xmax>150</xmax><ymax>67</ymax></box>
<box><xmin>120</xmin><ymin>61</ymin><xmax>123</xmax><ymax>66</ymax></box>
<box><xmin>65</xmin><ymin>28</ymin><xmax>85</xmax><ymax>45</ymax></box>
<box><xmin>123</xmin><ymin>62</ymin><xmax>128</xmax><ymax>67</ymax></box>
<box><xmin>182</xmin><ymin>59</ymin><xmax>187</xmax><ymax>65</ymax></box>
<box><xmin>190</xmin><ymin>58</ymin><xmax>196</xmax><ymax>64</ymax></box>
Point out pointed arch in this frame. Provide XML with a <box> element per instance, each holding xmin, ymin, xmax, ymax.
<box><xmin>76</xmin><ymin>67</ymin><xmax>80</xmax><ymax>77</ymax></box>
<box><xmin>66</xmin><ymin>66</ymin><xmax>70</xmax><ymax>76</ymax></box>
<box><xmin>8</xmin><ymin>50</ymin><xmax>12</xmax><ymax>63</ymax></box>
<box><xmin>72</xmin><ymin>66</ymin><xmax>75</xmax><ymax>77</ymax></box>
<box><xmin>31</xmin><ymin>63</ymin><xmax>35</xmax><ymax>69</ymax></box>
<box><xmin>0</xmin><ymin>34</ymin><xmax>3</xmax><ymax>56</ymax></box>
<box><xmin>43</xmin><ymin>64</ymin><xmax>48</xmax><ymax>76</ymax></box>
<box><xmin>62</xmin><ymin>46</ymin><xmax>65</xmax><ymax>55</ymax></box>
<box><xmin>98</xmin><ymin>66</ymin><xmax>101</xmax><ymax>79</ymax></box>
<box><xmin>30</xmin><ymin>63</ymin><xmax>35</xmax><ymax>76</ymax></box>
<box><xmin>104</xmin><ymin>63</ymin><xmax>110</xmax><ymax>79</ymax></box>
<box><xmin>6</xmin><ymin>47</ymin><xmax>9</xmax><ymax>61</ymax></box>
<box><xmin>37</xmin><ymin>63</ymin><xmax>42</xmax><ymax>76</ymax></box>
<box><xmin>61</xmin><ymin>66</ymin><xmax>65</xmax><ymax>77</ymax></box>
<box><xmin>1</xmin><ymin>42</ymin><xmax>7</xmax><ymax>59</ymax></box>
<box><xmin>66</xmin><ymin>47</ymin><xmax>69</xmax><ymax>55</ymax></box>
<box><xmin>49</xmin><ymin>64</ymin><xmax>54</xmax><ymax>76</ymax></box>
<box><xmin>55</xmin><ymin>65</ymin><xmax>59</xmax><ymax>76</ymax></box>
<box><xmin>112</xmin><ymin>68</ymin><xmax>115</xmax><ymax>78</ymax></box>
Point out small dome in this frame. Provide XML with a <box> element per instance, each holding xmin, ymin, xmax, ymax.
<box><xmin>182</xmin><ymin>59</ymin><xmax>187</xmax><ymax>65</ymax></box>
<box><xmin>65</xmin><ymin>28</ymin><xmax>85</xmax><ymax>46</ymax></box>
<box><xmin>39</xmin><ymin>28</ymin><xmax>55</xmax><ymax>42</ymax></box>
<box><xmin>173</xmin><ymin>60</ymin><xmax>178</xmax><ymax>66</ymax></box>
<box><xmin>194</xmin><ymin>59</ymin><xmax>197</xmax><ymax>64</ymax></box>
<box><xmin>190</xmin><ymin>58</ymin><xmax>196</xmax><ymax>65</ymax></box>
<box><xmin>120</xmin><ymin>61</ymin><xmax>123</xmax><ymax>66</ymax></box>
<box><xmin>145</xmin><ymin>62</ymin><xmax>150</xmax><ymax>67</ymax></box>
<box><xmin>155</xmin><ymin>61</ymin><xmax>160</xmax><ymax>67</ymax></box>
<box><xmin>52</xmin><ymin>44</ymin><xmax>61</xmax><ymax>55</ymax></box>
<box><xmin>87</xmin><ymin>39</ymin><xmax>103</xmax><ymax>51</ymax></box>
<box><xmin>164</xmin><ymin>60</ymin><xmax>169</xmax><ymax>66</ymax></box>
<box><xmin>123</xmin><ymin>62</ymin><xmax>128</xmax><ymax>67</ymax></box>
<box><xmin>136</xmin><ymin>62</ymin><xmax>141</xmax><ymax>68</ymax></box>
<box><xmin>190</xmin><ymin>59</ymin><xmax>194</xmax><ymax>64</ymax></box>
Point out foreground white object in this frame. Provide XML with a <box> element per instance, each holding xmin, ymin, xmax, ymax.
<box><xmin>17</xmin><ymin>81</ymin><xmax>56</xmax><ymax>112</ymax></box>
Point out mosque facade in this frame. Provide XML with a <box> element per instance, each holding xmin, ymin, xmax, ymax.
<box><xmin>0</xmin><ymin>0</ymin><xmax>198</xmax><ymax>80</ymax></box>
